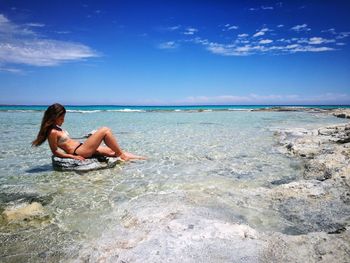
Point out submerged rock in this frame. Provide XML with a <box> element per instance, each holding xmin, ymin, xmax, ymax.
<box><xmin>0</xmin><ymin>192</ymin><xmax>53</xmax><ymax>206</ymax></box>
<box><xmin>252</xmin><ymin>106</ymin><xmax>328</xmax><ymax>113</ymax></box>
<box><xmin>0</xmin><ymin>202</ymin><xmax>50</xmax><ymax>227</ymax></box>
<box><xmin>76</xmin><ymin>193</ymin><xmax>265</xmax><ymax>263</ymax></box>
<box><xmin>252</xmin><ymin>107</ymin><xmax>350</xmax><ymax>120</ymax></box>
<box><xmin>2</xmin><ymin>202</ymin><xmax>43</xmax><ymax>221</ymax></box>
<box><xmin>75</xmin><ymin>189</ymin><xmax>350</xmax><ymax>263</ymax></box>
<box><xmin>331</xmin><ymin>109</ymin><xmax>350</xmax><ymax>119</ymax></box>
<box><xmin>52</xmin><ymin>155</ymin><xmax>122</xmax><ymax>172</ymax></box>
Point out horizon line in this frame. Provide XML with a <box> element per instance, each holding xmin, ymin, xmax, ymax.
<box><xmin>1</xmin><ymin>104</ymin><xmax>350</xmax><ymax>107</ymax></box>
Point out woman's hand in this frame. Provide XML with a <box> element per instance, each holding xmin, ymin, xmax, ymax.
<box><xmin>72</xmin><ymin>155</ymin><xmax>85</xmax><ymax>161</ymax></box>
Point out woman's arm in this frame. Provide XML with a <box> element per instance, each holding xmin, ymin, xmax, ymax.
<box><xmin>48</xmin><ymin>130</ymin><xmax>84</xmax><ymax>160</ymax></box>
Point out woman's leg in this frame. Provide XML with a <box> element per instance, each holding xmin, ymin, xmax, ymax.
<box><xmin>75</xmin><ymin>127</ymin><xmax>123</xmax><ymax>158</ymax></box>
<box><xmin>95</xmin><ymin>146</ymin><xmax>116</xmax><ymax>157</ymax></box>
<box><xmin>95</xmin><ymin>146</ymin><xmax>146</xmax><ymax>160</ymax></box>
<box><xmin>75</xmin><ymin>127</ymin><xmax>147</xmax><ymax>160</ymax></box>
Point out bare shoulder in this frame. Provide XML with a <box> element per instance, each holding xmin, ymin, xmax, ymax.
<box><xmin>48</xmin><ymin>128</ymin><xmax>59</xmax><ymax>138</ymax></box>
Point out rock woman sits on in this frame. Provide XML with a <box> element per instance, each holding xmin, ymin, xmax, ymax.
<box><xmin>32</xmin><ymin>103</ymin><xmax>146</xmax><ymax>161</ymax></box>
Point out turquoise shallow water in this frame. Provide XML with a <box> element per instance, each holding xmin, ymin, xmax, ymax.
<box><xmin>1</xmin><ymin>104</ymin><xmax>350</xmax><ymax>112</ymax></box>
<box><xmin>0</xmin><ymin>109</ymin><xmax>348</xmax><ymax>262</ymax></box>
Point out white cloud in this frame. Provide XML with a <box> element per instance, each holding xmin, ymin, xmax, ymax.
<box><xmin>0</xmin><ymin>14</ymin><xmax>9</xmax><ymax>23</ymax></box>
<box><xmin>180</xmin><ymin>95</ymin><xmax>251</xmax><ymax>104</ymax></box>
<box><xmin>234</xmin><ymin>45</ymin><xmax>252</xmax><ymax>53</ymax></box>
<box><xmin>259</xmin><ymin>39</ymin><xmax>273</xmax><ymax>44</ymax></box>
<box><xmin>238</xmin><ymin>33</ymin><xmax>249</xmax><ymax>38</ymax></box>
<box><xmin>26</xmin><ymin>23</ymin><xmax>45</xmax><ymax>27</ymax></box>
<box><xmin>161</xmin><ymin>22</ymin><xmax>345</xmax><ymax>57</ymax></box>
<box><xmin>295</xmin><ymin>93</ymin><xmax>350</xmax><ymax>103</ymax></box>
<box><xmin>167</xmin><ymin>25</ymin><xmax>181</xmax><ymax>31</ymax></box>
<box><xmin>291</xmin><ymin>24</ymin><xmax>311</xmax><ymax>32</ymax></box>
<box><xmin>277</xmin><ymin>38</ymin><xmax>291</xmax><ymax>43</ymax></box>
<box><xmin>205</xmin><ymin>43</ymin><xmax>269</xmax><ymax>56</ymax></box>
<box><xmin>295</xmin><ymin>38</ymin><xmax>308</xmax><ymax>44</ymax></box>
<box><xmin>193</xmin><ymin>36</ymin><xmax>336</xmax><ymax>57</ymax></box>
<box><xmin>308</xmin><ymin>37</ymin><xmax>335</xmax><ymax>45</ymax></box>
<box><xmin>261</xmin><ymin>6</ymin><xmax>274</xmax><ymax>10</ymax></box>
<box><xmin>0</xmin><ymin>14</ymin><xmax>34</xmax><ymax>35</ymax></box>
<box><xmin>253</xmin><ymin>27</ymin><xmax>269</xmax><ymax>37</ymax></box>
<box><xmin>249</xmin><ymin>6</ymin><xmax>274</xmax><ymax>11</ymax></box>
<box><xmin>285</xmin><ymin>44</ymin><xmax>299</xmax><ymax>49</ymax></box>
<box><xmin>228</xmin><ymin>26</ymin><xmax>238</xmax><ymax>30</ymax></box>
<box><xmin>192</xmin><ymin>37</ymin><xmax>209</xmax><ymax>45</ymax></box>
<box><xmin>277</xmin><ymin>24</ymin><xmax>284</xmax><ymax>28</ymax></box>
<box><xmin>178</xmin><ymin>93</ymin><xmax>350</xmax><ymax>105</ymax></box>
<box><xmin>286</xmin><ymin>44</ymin><xmax>334</xmax><ymax>53</ymax></box>
<box><xmin>0</xmin><ymin>66</ymin><xmax>23</xmax><ymax>74</ymax></box>
<box><xmin>336</xmin><ymin>32</ymin><xmax>350</xmax><ymax>39</ymax></box>
<box><xmin>322</xmin><ymin>28</ymin><xmax>336</xmax><ymax>34</ymax></box>
<box><xmin>55</xmin><ymin>31</ymin><xmax>71</xmax><ymax>34</ymax></box>
<box><xmin>253</xmin><ymin>31</ymin><xmax>265</xmax><ymax>37</ymax></box>
<box><xmin>223</xmin><ymin>24</ymin><xmax>239</xmax><ymax>31</ymax></box>
<box><xmin>158</xmin><ymin>41</ymin><xmax>178</xmax><ymax>49</ymax></box>
<box><xmin>0</xmin><ymin>14</ymin><xmax>99</xmax><ymax>68</ymax></box>
<box><xmin>206</xmin><ymin>43</ymin><xmax>237</xmax><ymax>56</ymax></box>
<box><xmin>184</xmin><ymin>27</ymin><xmax>198</xmax><ymax>35</ymax></box>
<box><xmin>0</xmin><ymin>40</ymin><xmax>99</xmax><ymax>66</ymax></box>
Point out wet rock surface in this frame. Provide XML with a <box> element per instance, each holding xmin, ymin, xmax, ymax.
<box><xmin>75</xmin><ymin>188</ymin><xmax>350</xmax><ymax>263</ymax></box>
<box><xmin>275</xmin><ymin>122</ymin><xmax>350</xmax><ymax>181</ymax></box>
<box><xmin>52</xmin><ymin>155</ymin><xmax>122</xmax><ymax>172</ymax></box>
<box><xmin>0</xmin><ymin>191</ymin><xmax>54</xmax><ymax>229</ymax></box>
<box><xmin>1</xmin><ymin>202</ymin><xmax>51</xmax><ymax>227</ymax></box>
<box><xmin>263</xmin><ymin>108</ymin><xmax>350</xmax><ymax>261</ymax></box>
<box><xmin>261</xmin><ymin>229</ymin><xmax>350</xmax><ymax>263</ymax></box>
<box><xmin>77</xmin><ymin>192</ymin><xmax>266</xmax><ymax>263</ymax></box>
<box><xmin>331</xmin><ymin>109</ymin><xmax>350</xmax><ymax>119</ymax></box>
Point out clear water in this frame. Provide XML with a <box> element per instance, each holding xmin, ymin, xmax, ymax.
<box><xmin>1</xmin><ymin>104</ymin><xmax>349</xmax><ymax>112</ymax></box>
<box><xmin>0</xmin><ymin>109</ymin><xmax>348</xmax><ymax>262</ymax></box>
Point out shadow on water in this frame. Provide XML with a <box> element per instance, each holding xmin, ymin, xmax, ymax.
<box><xmin>26</xmin><ymin>164</ymin><xmax>53</xmax><ymax>173</ymax></box>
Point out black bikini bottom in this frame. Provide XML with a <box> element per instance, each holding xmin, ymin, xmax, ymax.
<box><xmin>73</xmin><ymin>143</ymin><xmax>83</xmax><ymax>155</ymax></box>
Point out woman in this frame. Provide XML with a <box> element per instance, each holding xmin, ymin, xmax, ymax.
<box><xmin>32</xmin><ymin>103</ymin><xmax>146</xmax><ymax>161</ymax></box>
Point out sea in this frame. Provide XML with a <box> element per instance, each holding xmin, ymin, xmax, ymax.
<box><xmin>0</xmin><ymin>105</ymin><xmax>349</xmax><ymax>262</ymax></box>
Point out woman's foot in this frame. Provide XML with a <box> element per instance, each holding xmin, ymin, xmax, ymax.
<box><xmin>119</xmin><ymin>152</ymin><xmax>147</xmax><ymax>161</ymax></box>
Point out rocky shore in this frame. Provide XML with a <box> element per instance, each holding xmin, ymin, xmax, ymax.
<box><xmin>260</xmin><ymin>108</ymin><xmax>350</xmax><ymax>262</ymax></box>
<box><xmin>1</xmin><ymin>107</ymin><xmax>349</xmax><ymax>262</ymax></box>
<box><xmin>252</xmin><ymin>106</ymin><xmax>350</xmax><ymax>119</ymax></box>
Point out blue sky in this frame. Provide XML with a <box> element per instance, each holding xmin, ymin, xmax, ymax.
<box><xmin>0</xmin><ymin>0</ymin><xmax>350</xmax><ymax>105</ymax></box>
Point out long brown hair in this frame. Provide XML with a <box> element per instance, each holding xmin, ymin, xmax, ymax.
<box><xmin>32</xmin><ymin>103</ymin><xmax>66</xmax><ymax>146</ymax></box>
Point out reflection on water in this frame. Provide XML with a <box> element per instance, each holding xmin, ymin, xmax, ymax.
<box><xmin>0</xmin><ymin>111</ymin><xmax>347</xmax><ymax>262</ymax></box>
